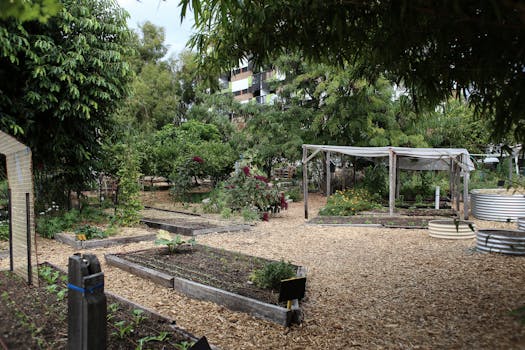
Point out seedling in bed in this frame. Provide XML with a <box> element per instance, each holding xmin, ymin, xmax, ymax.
<box><xmin>174</xmin><ymin>341</ymin><xmax>195</xmax><ymax>350</ymax></box>
<box><xmin>132</xmin><ymin>309</ymin><xmax>146</xmax><ymax>326</ymax></box>
<box><xmin>136</xmin><ymin>332</ymin><xmax>170</xmax><ymax>350</ymax></box>
<box><xmin>112</xmin><ymin>320</ymin><xmax>134</xmax><ymax>339</ymax></box>
<box><xmin>107</xmin><ymin>303</ymin><xmax>120</xmax><ymax>321</ymax></box>
<box><xmin>155</xmin><ymin>230</ymin><xmax>196</xmax><ymax>253</ymax></box>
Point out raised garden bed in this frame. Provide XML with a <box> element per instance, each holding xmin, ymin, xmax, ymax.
<box><xmin>428</xmin><ymin>219</ymin><xmax>476</xmax><ymax>239</ymax></box>
<box><xmin>477</xmin><ymin>229</ymin><xmax>525</xmax><ymax>255</ymax></box>
<box><xmin>105</xmin><ymin>245</ymin><xmax>305</xmax><ymax>326</ymax></box>
<box><xmin>0</xmin><ymin>263</ymin><xmax>206</xmax><ymax>349</ymax></box>
<box><xmin>141</xmin><ymin>218</ymin><xmax>251</xmax><ymax>236</ymax></box>
<box><xmin>54</xmin><ymin>231</ymin><xmax>157</xmax><ymax>249</ymax></box>
<box><xmin>308</xmin><ymin>215</ymin><xmax>438</xmax><ymax>229</ymax></box>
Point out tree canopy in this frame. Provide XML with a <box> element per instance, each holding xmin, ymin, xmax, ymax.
<box><xmin>181</xmin><ymin>0</ymin><xmax>525</xmax><ymax>140</ymax></box>
<box><xmin>0</xmin><ymin>0</ymin><xmax>134</xmax><ymax>206</ymax></box>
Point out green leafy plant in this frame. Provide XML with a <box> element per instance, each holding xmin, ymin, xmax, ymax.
<box><xmin>241</xmin><ymin>208</ymin><xmax>259</xmax><ymax>222</ymax></box>
<box><xmin>132</xmin><ymin>309</ymin><xmax>146</xmax><ymax>326</ymax></box>
<box><xmin>113</xmin><ymin>147</ymin><xmax>143</xmax><ymax>226</ymax></box>
<box><xmin>112</xmin><ymin>320</ymin><xmax>134</xmax><ymax>339</ymax></box>
<box><xmin>136</xmin><ymin>332</ymin><xmax>170</xmax><ymax>350</ymax></box>
<box><xmin>510</xmin><ymin>305</ymin><xmax>525</xmax><ymax>325</ymax></box>
<box><xmin>107</xmin><ymin>303</ymin><xmax>120</xmax><ymax>321</ymax></box>
<box><xmin>174</xmin><ymin>341</ymin><xmax>195</xmax><ymax>350</ymax></box>
<box><xmin>74</xmin><ymin>225</ymin><xmax>108</xmax><ymax>240</ymax></box>
<box><xmin>154</xmin><ymin>230</ymin><xmax>196</xmax><ymax>253</ymax></box>
<box><xmin>0</xmin><ymin>220</ymin><xmax>9</xmax><ymax>241</ymax></box>
<box><xmin>249</xmin><ymin>259</ymin><xmax>296</xmax><ymax>290</ymax></box>
<box><xmin>319</xmin><ymin>188</ymin><xmax>381</xmax><ymax>216</ymax></box>
<box><xmin>38</xmin><ymin>265</ymin><xmax>60</xmax><ymax>285</ymax></box>
<box><xmin>285</xmin><ymin>187</ymin><xmax>303</xmax><ymax>202</ymax></box>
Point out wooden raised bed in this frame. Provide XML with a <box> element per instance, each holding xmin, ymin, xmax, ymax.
<box><xmin>140</xmin><ymin>218</ymin><xmax>251</xmax><ymax>236</ymax></box>
<box><xmin>54</xmin><ymin>232</ymin><xmax>157</xmax><ymax>249</ymax></box>
<box><xmin>105</xmin><ymin>251</ymin><xmax>305</xmax><ymax>326</ymax></box>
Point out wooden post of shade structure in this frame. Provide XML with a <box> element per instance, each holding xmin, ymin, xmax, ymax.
<box><xmin>455</xmin><ymin>157</ymin><xmax>460</xmax><ymax>213</ymax></box>
<box><xmin>462</xmin><ymin>153</ymin><xmax>470</xmax><ymax>220</ymax></box>
<box><xmin>388</xmin><ymin>149</ymin><xmax>396</xmax><ymax>216</ymax></box>
<box><xmin>449</xmin><ymin>160</ymin><xmax>455</xmax><ymax>210</ymax></box>
<box><xmin>25</xmin><ymin>192</ymin><xmax>31</xmax><ymax>285</ymax></box>
<box><xmin>326</xmin><ymin>151</ymin><xmax>331</xmax><ymax>196</ymax></box>
<box><xmin>8</xmin><ymin>188</ymin><xmax>13</xmax><ymax>272</ymax></box>
<box><xmin>302</xmin><ymin>146</ymin><xmax>308</xmax><ymax>219</ymax></box>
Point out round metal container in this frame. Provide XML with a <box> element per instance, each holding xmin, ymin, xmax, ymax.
<box><xmin>428</xmin><ymin>220</ymin><xmax>476</xmax><ymax>239</ymax></box>
<box><xmin>517</xmin><ymin>217</ymin><xmax>525</xmax><ymax>231</ymax></box>
<box><xmin>471</xmin><ymin>189</ymin><xmax>525</xmax><ymax>222</ymax></box>
<box><xmin>477</xmin><ymin>229</ymin><xmax>525</xmax><ymax>256</ymax></box>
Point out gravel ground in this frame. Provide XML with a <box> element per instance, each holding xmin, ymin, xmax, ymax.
<box><xmin>1</xmin><ymin>194</ymin><xmax>525</xmax><ymax>349</ymax></box>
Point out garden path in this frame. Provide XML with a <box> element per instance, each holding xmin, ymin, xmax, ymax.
<box><xmin>1</xmin><ymin>193</ymin><xmax>524</xmax><ymax>349</ymax></box>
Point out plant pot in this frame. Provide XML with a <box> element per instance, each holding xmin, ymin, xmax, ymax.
<box><xmin>428</xmin><ymin>219</ymin><xmax>476</xmax><ymax>239</ymax></box>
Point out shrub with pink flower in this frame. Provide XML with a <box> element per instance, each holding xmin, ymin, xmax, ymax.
<box><xmin>206</xmin><ymin>165</ymin><xmax>287</xmax><ymax>221</ymax></box>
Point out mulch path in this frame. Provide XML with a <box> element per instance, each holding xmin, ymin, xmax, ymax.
<box><xmin>1</xmin><ymin>192</ymin><xmax>524</xmax><ymax>349</ymax></box>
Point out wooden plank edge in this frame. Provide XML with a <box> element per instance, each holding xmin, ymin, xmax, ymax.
<box><xmin>104</xmin><ymin>254</ymin><xmax>174</xmax><ymax>288</ymax></box>
<box><xmin>192</xmin><ymin>225</ymin><xmax>252</xmax><ymax>235</ymax></box>
<box><xmin>172</xmin><ymin>276</ymin><xmax>293</xmax><ymax>326</ymax></box>
<box><xmin>81</xmin><ymin>233</ymin><xmax>157</xmax><ymax>249</ymax></box>
<box><xmin>54</xmin><ymin>232</ymin><xmax>82</xmax><ymax>249</ymax></box>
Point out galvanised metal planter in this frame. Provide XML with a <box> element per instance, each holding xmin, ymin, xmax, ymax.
<box><xmin>428</xmin><ymin>220</ymin><xmax>476</xmax><ymax>239</ymax></box>
<box><xmin>477</xmin><ymin>229</ymin><xmax>525</xmax><ymax>256</ymax></box>
<box><xmin>471</xmin><ymin>189</ymin><xmax>525</xmax><ymax>222</ymax></box>
<box><xmin>517</xmin><ymin>217</ymin><xmax>525</xmax><ymax>231</ymax></box>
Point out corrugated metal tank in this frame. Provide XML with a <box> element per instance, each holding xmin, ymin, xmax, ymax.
<box><xmin>471</xmin><ymin>189</ymin><xmax>525</xmax><ymax>222</ymax></box>
<box><xmin>428</xmin><ymin>220</ymin><xmax>476</xmax><ymax>239</ymax></box>
<box><xmin>517</xmin><ymin>217</ymin><xmax>525</xmax><ymax>231</ymax></box>
<box><xmin>477</xmin><ymin>229</ymin><xmax>525</xmax><ymax>256</ymax></box>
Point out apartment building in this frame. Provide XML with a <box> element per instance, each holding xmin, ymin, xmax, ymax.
<box><xmin>219</xmin><ymin>58</ymin><xmax>283</xmax><ymax>104</ymax></box>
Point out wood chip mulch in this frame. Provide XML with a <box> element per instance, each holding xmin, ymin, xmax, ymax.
<box><xmin>1</xmin><ymin>193</ymin><xmax>524</xmax><ymax>349</ymax></box>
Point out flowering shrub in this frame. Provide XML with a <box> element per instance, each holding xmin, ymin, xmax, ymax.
<box><xmin>318</xmin><ymin>188</ymin><xmax>381</xmax><ymax>216</ymax></box>
<box><xmin>203</xmin><ymin>166</ymin><xmax>287</xmax><ymax>220</ymax></box>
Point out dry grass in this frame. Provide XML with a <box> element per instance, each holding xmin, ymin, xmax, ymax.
<box><xmin>1</xmin><ymin>193</ymin><xmax>524</xmax><ymax>349</ymax></box>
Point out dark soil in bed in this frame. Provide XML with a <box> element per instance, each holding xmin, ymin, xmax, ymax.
<box><xmin>0</xmin><ymin>264</ymin><xmax>197</xmax><ymax>349</ymax></box>
<box><xmin>114</xmin><ymin>245</ymin><xmax>296</xmax><ymax>306</ymax></box>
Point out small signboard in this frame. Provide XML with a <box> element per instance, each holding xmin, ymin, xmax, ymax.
<box><xmin>278</xmin><ymin>277</ymin><xmax>306</xmax><ymax>302</ymax></box>
<box><xmin>189</xmin><ymin>336</ymin><xmax>212</xmax><ymax>350</ymax></box>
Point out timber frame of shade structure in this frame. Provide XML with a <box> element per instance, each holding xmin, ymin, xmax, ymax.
<box><xmin>301</xmin><ymin>145</ymin><xmax>474</xmax><ymax>220</ymax></box>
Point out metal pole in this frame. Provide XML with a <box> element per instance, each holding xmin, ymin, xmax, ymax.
<box><xmin>8</xmin><ymin>188</ymin><xmax>13</xmax><ymax>272</ymax></box>
<box><xmin>26</xmin><ymin>192</ymin><xmax>31</xmax><ymax>285</ymax></box>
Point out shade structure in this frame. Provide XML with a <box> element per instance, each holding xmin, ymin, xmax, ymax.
<box><xmin>0</xmin><ymin>130</ymin><xmax>38</xmax><ymax>285</ymax></box>
<box><xmin>302</xmin><ymin>145</ymin><xmax>472</xmax><ymax>220</ymax></box>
